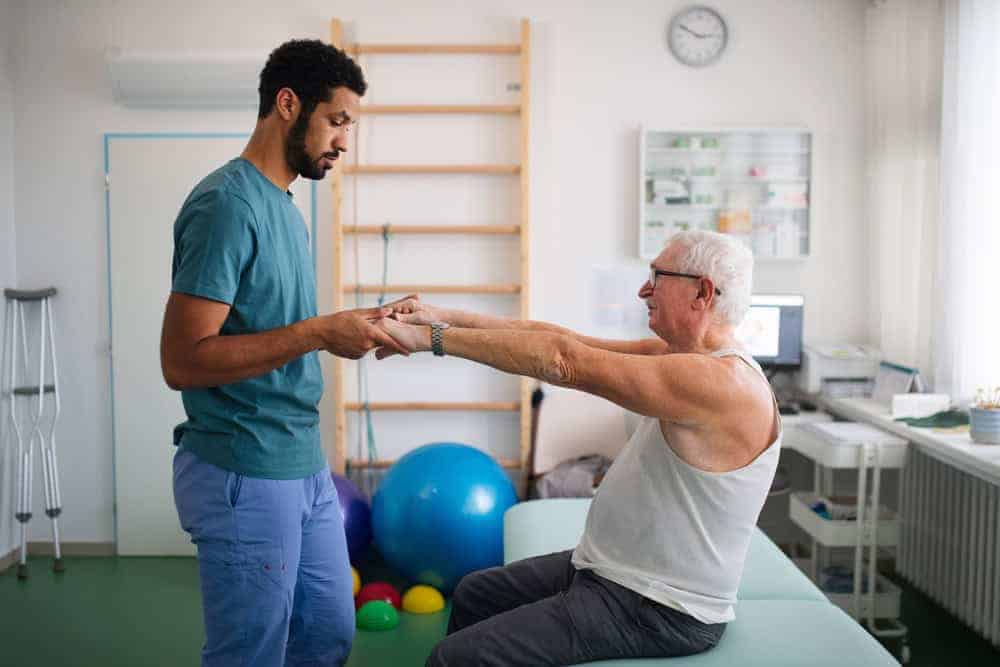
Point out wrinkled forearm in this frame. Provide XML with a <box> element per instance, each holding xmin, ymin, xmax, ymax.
<box><xmin>442</xmin><ymin>328</ymin><xmax>582</xmax><ymax>388</ymax></box>
<box><xmin>442</xmin><ymin>309</ymin><xmax>573</xmax><ymax>335</ymax></box>
<box><xmin>441</xmin><ymin>309</ymin><xmax>667</xmax><ymax>355</ymax></box>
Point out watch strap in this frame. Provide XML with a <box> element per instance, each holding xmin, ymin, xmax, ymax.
<box><xmin>431</xmin><ymin>323</ymin><xmax>446</xmax><ymax>356</ymax></box>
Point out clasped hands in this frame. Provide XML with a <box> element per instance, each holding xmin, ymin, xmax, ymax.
<box><xmin>314</xmin><ymin>294</ymin><xmax>440</xmax><ymax>360</ymax></box>
<box><xmin>372</xmin><ymin>294</ymin><xmax>444</xmax><ymax>359</ymax></box>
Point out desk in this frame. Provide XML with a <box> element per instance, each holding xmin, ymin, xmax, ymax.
<box><xmin>822</xmin><ymin>396</ymin><xmax>1000</xmax><ymax>648</ymax></box>
<box><xmin>823</xmin><ymin>397</ymin><xmax>1000</xmax><ymax>486</ymax></box>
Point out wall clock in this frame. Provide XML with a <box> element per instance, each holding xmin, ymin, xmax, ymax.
<box><xmin>667</xmin><ymin>6</ymin><xmax>728</xmax><ymax>67</ymax></box>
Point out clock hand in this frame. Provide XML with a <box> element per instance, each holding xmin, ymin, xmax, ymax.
<box><xmin>679</xmin><ymin>24</ymin><xmax>707</xmax><ymax>39</ymax></box>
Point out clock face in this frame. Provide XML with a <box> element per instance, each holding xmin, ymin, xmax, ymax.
<box><xmin>668</xmin><ymin>6</ymin><xmax>728</xmax><ymax>67</ymax></box>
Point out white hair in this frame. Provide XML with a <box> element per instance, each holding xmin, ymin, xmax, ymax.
<box><xmin>667</xmin><ymin>230</ymin><xmax>754</xmax><ymax>327</ymax></box>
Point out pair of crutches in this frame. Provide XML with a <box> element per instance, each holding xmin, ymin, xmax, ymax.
<box><xmin>2</xmin><ymin>288</ymin><xmax>64</xmax><ymax>579</ymax></box>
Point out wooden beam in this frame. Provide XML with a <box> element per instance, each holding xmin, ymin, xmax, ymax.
<box><xmin>346</xmin><ymin>401</ymin><xmax>520</xmax><ymax>412</ymax></box>
<box><xmin>330</xmin><ymin>18</ymin><xmax>347</xmax><ymax>475</ymax></box>
<box><xmin>362</xmin><ymin>104</ymin><xmax>519</xmax><ymax>115</ymax></box>
<box><xmin>344</xmin><ymin>284</ymin><xmax>521</xmax><ymax>295</ymax></box>
<box><xmin>349</xmin><ymin>44</ymin><xmax>520</xmax><ymax>55</ymax></box>
<box><xmin>344</xmin><ymin>224</ymin><xmax>520</xmax><ymax>235</ymax></box>
<box><xmin>343</xmin><ymin>164</ymin><xmax>520</xmax><ymax>175</ymax></box>
<box><xmin>519</xmin><ymin>18</ymin><xmax>534</xmax><ymax>479</ymax></box>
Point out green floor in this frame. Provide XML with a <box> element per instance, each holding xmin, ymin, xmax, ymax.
<box><xmin>0</xmin><ymin>553</ymin><xmax>449</xmax><ymax>667</ymax></box>
<box><xmin>2</xmin><ymin>554</ymin><xmax>999</xmax><ymax>666</ymax></box>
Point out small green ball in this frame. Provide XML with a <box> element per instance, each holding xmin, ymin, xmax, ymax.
<box><xmin>356</xmin><ymin>600</ymin><xmax>400</xmax><ymax>631</ymax></box>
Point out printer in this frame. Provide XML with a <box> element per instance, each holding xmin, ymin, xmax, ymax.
<box><xmin>798</xmin><ymin>344</ymin><xmax>882</xmax><ymax>397</ymax></box>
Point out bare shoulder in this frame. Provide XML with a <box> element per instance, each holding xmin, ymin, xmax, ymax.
<box><xmin>659</xmin><ymin>355</ymin><xmax>777</xmax><ymax>472</ymax></box>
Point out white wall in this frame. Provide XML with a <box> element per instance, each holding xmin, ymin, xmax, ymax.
<box><xmin>1</xmin><ymin>0</ymin><xmax>18</xmax><ymax>556</ymax></box>
<box><xmin>8</xmin><ymin>0</ymin><xmax>871</xmax><ymax>544</ymax></box>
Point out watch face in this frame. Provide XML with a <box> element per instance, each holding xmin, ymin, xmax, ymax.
<box><xmin>668</xmin><ymin>6</ymin><xmax>728</xmax><ymax>67</ymax></box>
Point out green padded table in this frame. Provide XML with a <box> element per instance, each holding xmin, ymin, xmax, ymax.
<box><xmin>503</xmin><ymin>499</ymin><xmax>898</xmax><ymax>666</ymax></box>
<box><xmin>504</xmin><ymin>498</ymin><xmax>826</xmax><ymax>602</ymax></box>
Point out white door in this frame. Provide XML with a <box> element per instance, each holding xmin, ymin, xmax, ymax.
<box><xmin>107</xmin><ymin>134</ymin><xmax>314</xmax><ymax>555</ymax></box>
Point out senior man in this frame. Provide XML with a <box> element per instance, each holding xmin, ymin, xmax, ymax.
<box><xmin>378</xmin><ymin>230</ymin><xmax>781</xmax><ymax>666</ymax></box>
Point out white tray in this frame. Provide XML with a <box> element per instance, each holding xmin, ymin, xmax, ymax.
<box><xmin>825</xmin><ymin>574</ymin><xmax>902</xmax><ymax>620</ymax></box>
<box><xmin>790</xmin><ymin>492</ymin><xmax>899</xmax><ymax>547</ymax></box>
<box><xmin>789</xmin><ymin>422</ymin><xmax>908</xmax><ymax>469</ymax></box>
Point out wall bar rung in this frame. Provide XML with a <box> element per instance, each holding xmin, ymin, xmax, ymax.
<box><xmin>343</xmin><ymin>164</ymin><xmax>520</xmax><ymax>175</ymax></box>
<box><xmin>344</xmin><ymin>284</ymin><xmax>521</xmax><ymax>295</ymax></box>
<box><xmin>344</xmin><ymin>224</ymin><xmax>520</xmax><ymax>235</ymax></box>
<box><xmin>346</xmin><ymin>401</ymin><xmax>519</xmax><ymax>412</ymax></box>
<box><xmin>362</xmin><ymin>104</ymin><xmax>519</xmax><ymax>115</ymax></box>
<box><xmin>349</xmin><ymin>44</ymin><xmax>520</xmax><ymax>55</ymax></box>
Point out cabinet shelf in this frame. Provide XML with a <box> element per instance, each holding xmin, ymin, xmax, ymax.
<box><xmin>646</xmin><ymin>148</ymin><xmax>810</xmax><ymax>156</ymax></box>
<box><xmin>644</xmin><ymin>204</ymin><xmax>809</xmax><ymax>212</ymax></box>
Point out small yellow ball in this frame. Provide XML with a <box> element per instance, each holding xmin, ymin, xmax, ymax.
<box><xmin>402</xmin><ymin>584</ymin><xmax>445</xmax><ymax>614</ymax></box>
<box><xmin>352</xmin><ymin>567</ymin><xmax>361</xmax><ymax>596</ymax></box>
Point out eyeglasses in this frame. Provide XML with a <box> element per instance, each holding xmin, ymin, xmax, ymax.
<box><xmin>649</xmin><ymin>268</ymin><xmax>722</xmax><ymax>296</ymax></box>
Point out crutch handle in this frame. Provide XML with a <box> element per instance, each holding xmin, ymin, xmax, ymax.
<box><xmin>14</xmin><ymin>385</ymin><xmax>56</xmax><ymax>396</ymax></box>
<box><xmin>4</xmin><ymin>288</ymin><xmax>57</xmax><ymax>301</ymax></box>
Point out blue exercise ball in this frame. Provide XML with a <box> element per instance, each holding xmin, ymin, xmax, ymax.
<box><xmin>372</xmin><ymin>443</ymin><xmax>518</xmax><ymax>593</ymax></box>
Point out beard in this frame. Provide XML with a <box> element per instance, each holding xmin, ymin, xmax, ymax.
<box><xmin>285</xmin><ymin>109</ymin><xmax>335</xmax><ymax>181</ymax></box>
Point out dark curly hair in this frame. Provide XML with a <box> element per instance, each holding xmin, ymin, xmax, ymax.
<box><xmin>258</xmin><ymin>39</ymin><xmax>367</xmax><ymax>120</ymax></box>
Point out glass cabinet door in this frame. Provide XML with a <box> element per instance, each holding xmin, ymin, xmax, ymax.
<box><xmin>640</xmin><ymin>129</ymin><xmax>811</xmax><ymax>261</ymax></box>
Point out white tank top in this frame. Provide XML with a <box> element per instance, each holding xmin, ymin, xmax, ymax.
<box><xmin>571</xmin><ymin>349</ymin><xmax>781</xmax><ymax>624</ymax></box>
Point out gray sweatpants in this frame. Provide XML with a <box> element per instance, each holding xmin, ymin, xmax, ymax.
<box><xmin>426</xmin><ymin>550</ymin><xmax>725</xmax><ymax>666</ymax></box>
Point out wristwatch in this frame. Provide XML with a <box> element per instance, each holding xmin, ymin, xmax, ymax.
<box><xmin>430</xmin><ymin>321</ymin><xmax>451</xmax><ymax>356</ymax></box>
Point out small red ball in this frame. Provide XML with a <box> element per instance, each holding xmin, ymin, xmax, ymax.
<box><xmin>355</xmin><ymin>581</ymin><xmax>402</xmax><ymax>610</ymax></box>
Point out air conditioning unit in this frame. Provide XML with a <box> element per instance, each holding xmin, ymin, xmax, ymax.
<box><xmin>105</xmin><ymin>47</ymin><xmax>266</xmax><ymax>109</ymax></box>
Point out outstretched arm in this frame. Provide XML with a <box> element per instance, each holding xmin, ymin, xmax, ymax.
<box><xmin>392</xmin><ymin>302</ymin><xmax>669</xmax><ymax>356</ymax></box>
<box><xmin>160</xmin><ymin>294</ymin><xmax>411</xmax><ymax>390</ymax></box>
<box><xmin>376</xmin><ymin>319</ymin><xmax>726</xmax><ymax>423</ymax></box>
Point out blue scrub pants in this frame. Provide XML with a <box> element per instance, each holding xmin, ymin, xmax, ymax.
<box><xmin>173</xmin><ymin>448</ymin><xmax>355</xmax><ymax>666</ymax></box>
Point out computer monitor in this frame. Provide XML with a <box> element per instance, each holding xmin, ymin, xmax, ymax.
<box><xmin>734</xmin><ymin>294</ymin><xmax>804</xmax><ymax>369</ymax></box>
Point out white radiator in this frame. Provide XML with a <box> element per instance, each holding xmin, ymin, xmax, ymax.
<box><xmin>899</xmin><ymin>447</ymin><xmax>1000</xmax><ymax>646</ymax></box>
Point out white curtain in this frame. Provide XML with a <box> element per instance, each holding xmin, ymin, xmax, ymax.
<box><xmin>934</xmin><ymin>0</ymin><xmax>1000</xmax><ymax>404</ymax></box>
<box><xmin>865</xmin><ymin>0</ymin><xmax>943</xmax><ymax>383</ymax></box>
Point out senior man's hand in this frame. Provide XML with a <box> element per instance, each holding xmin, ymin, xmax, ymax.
<box><xmin>390</xmin><ymin>300</ymin><xmax>448</xmax><ymax>327</ymax></box>
<box><xmin>381</xmin><ymin>293</ymin><xmax>422</xmax><ymax>317</ymax></box>
<box><xmin>373</xmin><ymin>317</ymin><xmax>431</xmax><ymax>360</ymax></box>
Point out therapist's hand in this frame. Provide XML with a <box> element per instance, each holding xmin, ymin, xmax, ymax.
<box><xmin>312</xmin><ymin>306</ymin><xmax>410</xmax><ymax>360</ymax></box>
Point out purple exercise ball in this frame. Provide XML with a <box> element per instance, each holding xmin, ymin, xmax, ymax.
<box><xmin>332</xmin><ymin>473</ymin><xmax>373</xmax><ymax>563</ymax></box>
